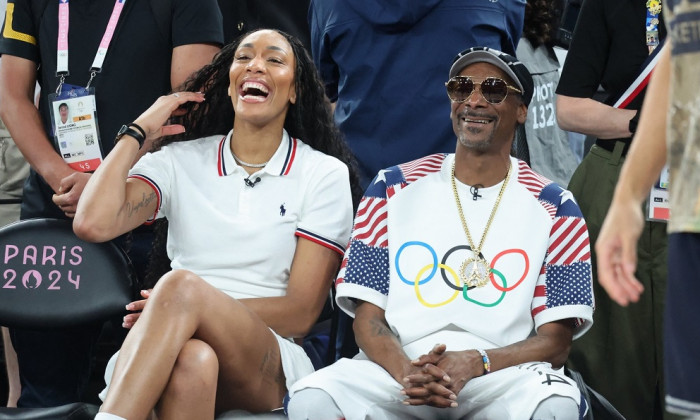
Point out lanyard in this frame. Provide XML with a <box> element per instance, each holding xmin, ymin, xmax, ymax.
<box><xmin>55</xmin><ymin>0</ymin><xmax>127</xmax><ymax>93</ymax></box>
<box><xmin>645</xmin><ymin>0</ymin><xmax>662</xmax><ymax>54</ymax></box>
<box><xmin>613</xmin><ymin>0</ymin><xmax>665</xmax><ymax>108</ymax></box>
<box><xmin>612</xmin><ymin>38</ymin><xmax>665</xmax><ymax>109</ymax></box>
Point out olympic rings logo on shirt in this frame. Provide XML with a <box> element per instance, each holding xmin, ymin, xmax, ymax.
<box><xmin>394</xmin><ymin>241</ymin><xmax>530</xmax><ymax>308</ymax></box>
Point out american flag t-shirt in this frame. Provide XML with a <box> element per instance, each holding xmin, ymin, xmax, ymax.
<box><xmin>336</xmin><ymin>154</ymin><xmax>446</xmax><ymax>308</ymax></box>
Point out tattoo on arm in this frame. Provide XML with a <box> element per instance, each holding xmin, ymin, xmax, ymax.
<box><xmin>369</xmin><ymin>316</ymin><xmax>394</xmax><ymax>337</ymax></box>
<box><xmin>123</xmin><ymin>191</ymin><xmax>156</xmax><ymax>219</ymax></box>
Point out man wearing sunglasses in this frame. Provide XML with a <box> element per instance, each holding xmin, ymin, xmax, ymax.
<box><xmin>287</xmin><ymin>47</ymin><xmax>594</xmax><ymax>420</ymax></box>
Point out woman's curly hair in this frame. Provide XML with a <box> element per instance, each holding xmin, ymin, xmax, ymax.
<box><xmin>523</xmin><ymin>0</ymin><xmax>563</xmax><ymax>48</ymax></box>
<box><xmin>142</xmin><ymin>29</ymin><xmax>362</xmax><ymax>287</ymax></box>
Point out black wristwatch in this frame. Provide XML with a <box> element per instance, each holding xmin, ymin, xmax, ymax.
<box><xmin>628</xmin><ymin>110</ymin><xmax>640</xmax><ymax>135</ymax></box>
<box><xmin>114</xmin><ymin>124</ymin><xmax>146</xmax><ymax>148</ymax></box>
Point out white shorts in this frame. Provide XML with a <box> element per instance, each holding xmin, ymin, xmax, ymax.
<box><xmin>99</xmin><ymin>329</ymin><xmax>314</xmax><ymax>402</ymax></box>
<box><xmin>289</xmin><ymin>357</ymin><xmax>582</xmax><ymax>420</ymax></box>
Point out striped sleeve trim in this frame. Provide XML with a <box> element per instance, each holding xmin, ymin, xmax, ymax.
<box><xmin>296</xmin><ymin>228</ymin><xmax>345</xmax><ymax>256</ymax></box>
<box><xmin>128</xmin><ymin>174</ymin><xmax>162</xmax><ymax>225</ymax></box>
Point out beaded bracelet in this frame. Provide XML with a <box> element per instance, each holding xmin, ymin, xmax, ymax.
<box><xmin>476</xmin><ymin>349</ymin><xmax>491</xmax><ymax>375</ymax></box>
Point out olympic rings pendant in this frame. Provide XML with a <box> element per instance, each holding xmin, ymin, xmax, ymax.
<box><xmin>459</xmin><ymin>257</ymin><xmax>490</xmax><ymax>288</ymax></box>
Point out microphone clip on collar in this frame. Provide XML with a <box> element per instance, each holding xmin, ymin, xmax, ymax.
<box><xmin>244</xmin><ymin>176</ymin><xmax>261</xmax><ymax>188</ymax></box>
<box><xmin>470</xmin><ymin>184</ymin><xmax>483</xmax><ymax>201</ymax></box>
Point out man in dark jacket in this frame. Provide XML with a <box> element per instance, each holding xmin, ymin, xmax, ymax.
<box><xmin>309</xmin><ymin>0</ymin><xmax>525</xmax><ymax>187</ymax></box>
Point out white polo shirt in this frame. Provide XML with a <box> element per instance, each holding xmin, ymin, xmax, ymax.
<box><xmin>129</xmin><ymin>129</ymin><xmax>353</xmax><ymax>299</ymax></box>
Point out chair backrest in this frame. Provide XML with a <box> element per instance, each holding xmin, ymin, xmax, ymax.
<box><xmin>0</xmin><ymin>218</ymin><xmax>134</xmax><ymax>329</ymax></box>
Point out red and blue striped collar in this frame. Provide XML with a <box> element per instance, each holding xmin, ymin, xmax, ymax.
<box><xmin>216</xmin><ymin>129</ymin><xmax>298</xmax><ymax>177</ymax></box>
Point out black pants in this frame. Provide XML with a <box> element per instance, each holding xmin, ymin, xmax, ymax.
<box><xmin>10</xmin><ymin>325</ymin><xmax>102</xmax><ymax>407</ymax></box>
<box><xmin>566</xmin><ymin>143</ymin><xmax>668</xmax><ymax>420</ymax></box>
<box><xmin>665</xmin><ymin>232</ymin><xmax>700</xmax><ymax>417</ymax></box>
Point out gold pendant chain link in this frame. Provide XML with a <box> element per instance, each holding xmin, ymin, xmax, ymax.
<box><xmin>450</xmin><ymin>159</ymin><xmax>511</xmax><ymax>259</ymax></box>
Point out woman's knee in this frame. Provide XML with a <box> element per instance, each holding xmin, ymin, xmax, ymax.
<box><xmin>166</xmin><ymin>339</ymin><xmax>219</xmax><ymax>397</ymax></box>
<box><xmin>156</xmin><ymin>340</ymin><xmax>219</xmax><ymax>418</ymax></box>
<box><xmin>150</xmin><ymin>269</ymin><xmax>206</xmax><ymax>310</ymax></box>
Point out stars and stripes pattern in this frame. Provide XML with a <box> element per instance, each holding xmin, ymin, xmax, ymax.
<box><xmin>337</xmin><ymin>154</ymin><xmax>447</xmax><ymax>291</ymax></box>
<box><xmin>398</xmin><ymin>154</ymin><xmax>446</xmax><ymax>183</ymax></box>
<box><xmin>339</xmin><ymin>156</ymin><xmax>592</xmax><ymax>323</ymax></box>
<box><xmin>547</xmin><ymin>216</ymin><xmax>590</xmax><ymax>266</ymax></box>
<box><xmin>519</xmin><ymin>162</ymin><xmax>593</xmax><ymax>320</ymax></box>
<box><xmin>518</xmin><ymin>161</ymin><xmax>552</xmax><ymax>198</ymax></box>
<box><xmin>352</xmin><ymin>196</ymin><xmax>388</xmax><ymax>248</ymax></box>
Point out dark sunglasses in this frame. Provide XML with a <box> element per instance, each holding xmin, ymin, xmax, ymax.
<box><xmin>445</xmin><ymin>76</ymin><xmax>522</xmax><ymax>105</ymax></box>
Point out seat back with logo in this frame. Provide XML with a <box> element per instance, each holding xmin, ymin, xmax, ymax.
<box><xmin>0</xmin><ymin>218</ymin><xmax>134</xmax><ymax>329</ymax></box>
<box><xmin>0</xmin><ymin>218</ymin><xmax>135</xmax><ymax>419</ymax></box>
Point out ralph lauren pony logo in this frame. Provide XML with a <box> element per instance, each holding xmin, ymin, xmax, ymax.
<box><xmin>280</xmin><ymin>203</ymin><xmax>286</xmax><ymax>216</ymax></box>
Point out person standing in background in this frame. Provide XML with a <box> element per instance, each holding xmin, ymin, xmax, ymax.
<box><xmin>217</xmin><ymin>0</ymin><xmax>311</xmax><ymax>50</ymax></box>
<box><xmin>0</xmin><ymin>80</ymin><xmax>28</xmax><ymax>231</ymax></box>
<box><xmin>0</xmin><ymin>114</ymin><xmax>26</xmax><ymax>409</ymax></box>
<box><xmin>309</xmin><ymin>0</ymin><xmax>526</xmax><ymax>188</ymax></box>
<box><xmin>0</xmin><ymin>0</ymin><xmax>223</xmax><ymax>408</ymax></box>
<box><xmin>0</xmin><ymin>96</ymin><xmax>29</xmax><ymax>412</ymax></box>
<box><xmin>0</xmin><ymin>1</ymin><xmax>30</xmax><ymax>406</ymax></box>
<box><xmin>0</xmin><ymin>114</ymin><xmax>28</xmax><ymax>409</ymax></box>
<box><xmin>555</xmin><ymin>0</ymin><xmax>667</xmax><ymax>418</ymax></box>
<box><xmin>516</xmin><ymin>0</ymin><xmax>579</xmax><ymax>187</ymax></box>
<box><xmin>596</xmin><ymin>24</ymin><xmax>700</xmax><ymax>418</ymax></box>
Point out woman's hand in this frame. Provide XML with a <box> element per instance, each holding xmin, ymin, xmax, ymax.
<box><xmin>132</xmin><ymin>92</ymin><xmax>206</xmax><ymax>141</ymax></box>
<box><xmin>122</xmin><ymin>289</ymin><xmax>152</xmax><ymax>329</ymax></box>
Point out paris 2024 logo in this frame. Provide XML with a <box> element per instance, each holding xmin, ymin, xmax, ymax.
<box><xmin>2</xmin><ymin>244</ymin><xmax>83</xmax><ymax>290</ymax></box>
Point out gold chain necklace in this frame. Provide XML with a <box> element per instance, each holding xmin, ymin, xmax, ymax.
<box><xmin>450</xmin><ymin>159</ymin><xmax>511</xmax><ymax>288</ymax></box>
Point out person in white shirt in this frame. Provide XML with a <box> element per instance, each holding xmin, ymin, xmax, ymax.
<box><xmin>288</xmin><ymin>47</ymin><xmax>594</xmax><ymax>420</ymax></box>
<box><xmin>74</xmin><ymin>29</ymin><xmax>359</xmax><ymax>420</ymax></box>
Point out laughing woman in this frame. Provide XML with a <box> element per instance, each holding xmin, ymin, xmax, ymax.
<box><xmin>73</xmin><ymin>29</ymin><xmax>358</xmax><ymax>420</ymax></box>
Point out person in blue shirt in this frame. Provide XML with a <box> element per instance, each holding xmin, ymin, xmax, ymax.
<box><xmin>309</xmin><ymin>0</ymin><xmax>525</xmax><ymax>187</ymax></box>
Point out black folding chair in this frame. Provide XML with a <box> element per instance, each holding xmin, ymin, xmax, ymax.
<box><xmin>0</xmin><ymin>218</ymin><xmax>135</xmax><ymax>420</ymax></box>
